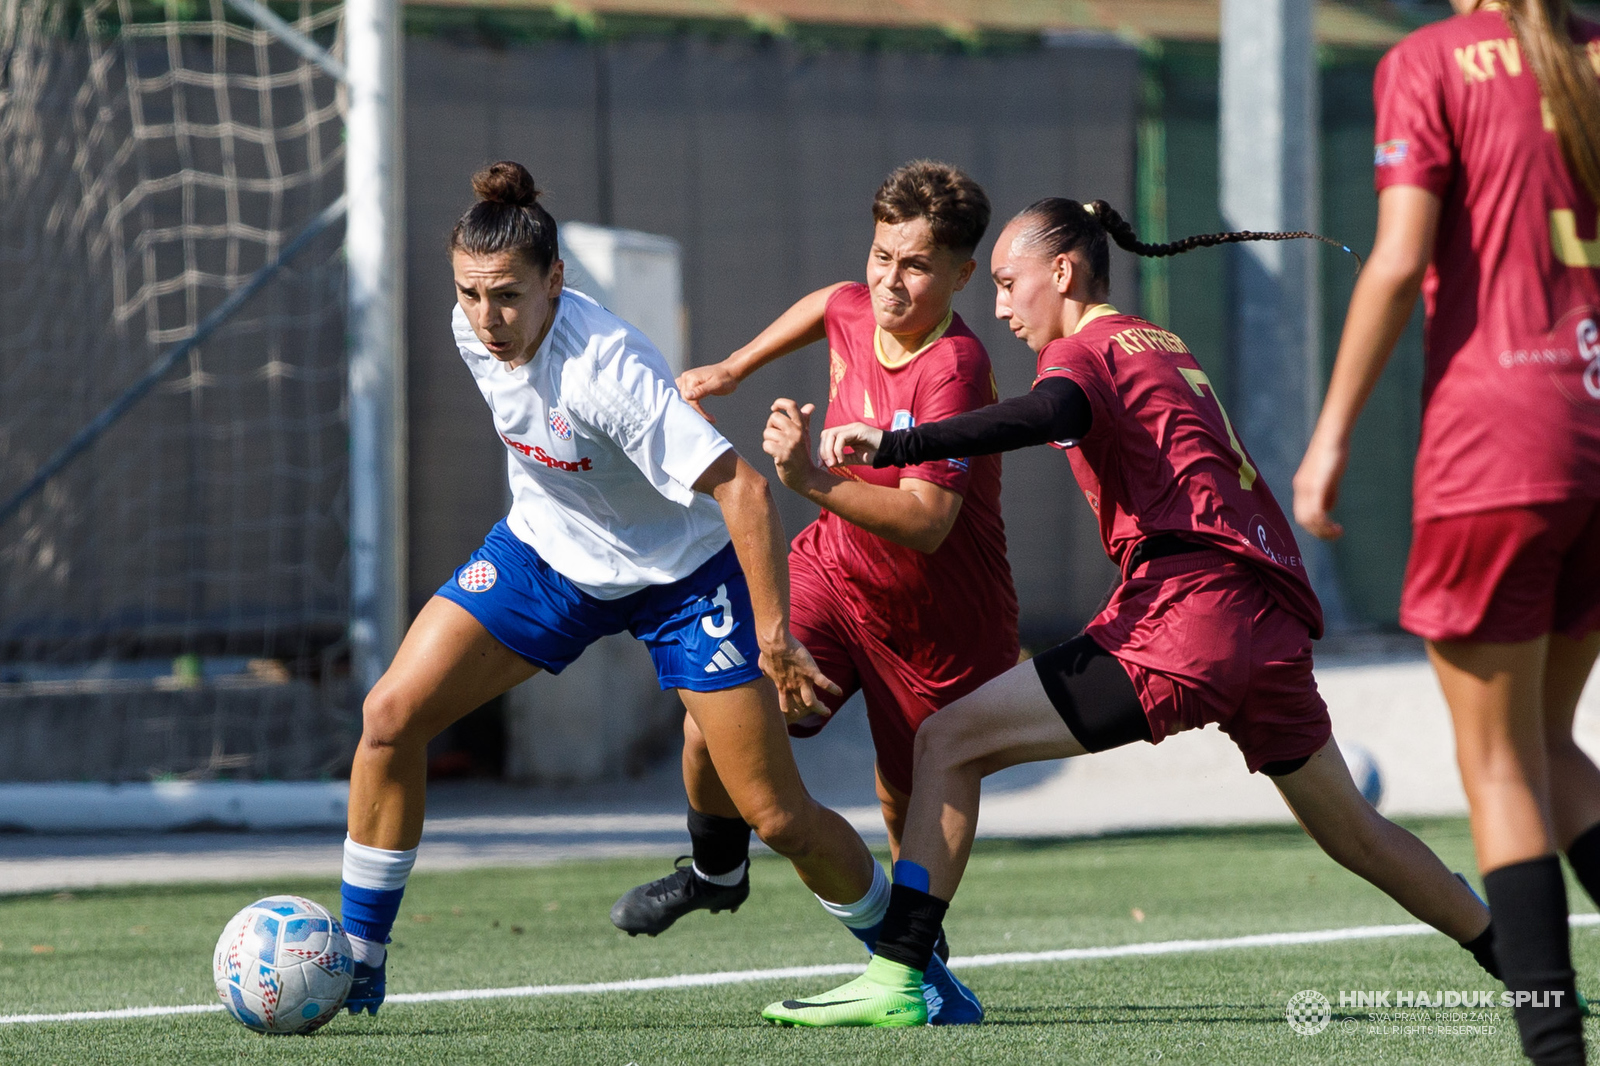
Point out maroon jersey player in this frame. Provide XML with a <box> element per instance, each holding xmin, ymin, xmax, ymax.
<box><xmin>761</xmin><ymin>198</ymin><xmax>1500</xmax><ymax>1029</ymax></box>
<box><xmin>610</xmin><ymin>162</ymin><xmax>1014</xmax><ymax>1026</ymax></box>
<box><xmin>784</xmin><ymin>281</ymin><xmax>1017</xmax><ymax>784</ymax></box>
<box><xmin>1296</xmin><ymin>3</ymin><xmax>1600</xmax><ymax>1061</ymax></box>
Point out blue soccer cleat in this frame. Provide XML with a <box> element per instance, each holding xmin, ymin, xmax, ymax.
<box><xmin>346</xmin><ymin>956</ymin><xmax>386</xmax><ymax>1016</ymax></box>
<box><xmin>922</xmin><ymin>952</ymin><xmax>984</xmax><ymax>1025</ymax></box>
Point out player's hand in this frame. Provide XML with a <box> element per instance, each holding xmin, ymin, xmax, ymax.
<box><xmin>762</xmin><ymin>399</ymin><xmax>821</xmax><ymax>495</ymax></box>
<box><xmin>759</xmin><ymin>633</ymin><xmax>842</xmax><ymax>723</ymax></box>
<box><xmin>1293</xmin><ymin>433</ymin><xmax>1348</xmax><ymax>541</ymax></box>
<box><xmin>818</xmin><ymin>422</ymin><xmax>884</xmax><ymax>468</ymax></box>
<box><xmin>676</xmin><ymin>362</ymin><xmax>740</xmax><ymax>423</ymax></box>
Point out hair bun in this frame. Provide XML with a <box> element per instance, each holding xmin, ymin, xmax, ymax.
<box><xmin>471</xmin><ymin>161</ymin><xmax>540</xmax><ymax>208</ymax></box>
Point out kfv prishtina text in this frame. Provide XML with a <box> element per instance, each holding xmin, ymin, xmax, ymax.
<box><xmin>1339</xmin><ymin>990</ymin><xmax>1565</xmax><ymax>1009</ymax></box>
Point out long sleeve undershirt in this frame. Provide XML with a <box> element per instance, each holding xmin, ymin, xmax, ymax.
<box><xmin>872</xmin><ymin>376</ymin><xmax>1093</xmax><ymax>469</ymax></box>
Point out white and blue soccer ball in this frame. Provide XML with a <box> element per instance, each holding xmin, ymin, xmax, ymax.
<box><xmin>1343</xmin><ymin>742</ymin><xmax>1385</xmax><ymax>809</ymax></box>
<box><xmin>213</xmin><ymin>895</ymin><xmax>354</xmax><ymax>1034</ymax></box>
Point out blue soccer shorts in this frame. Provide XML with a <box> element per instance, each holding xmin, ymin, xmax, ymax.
<box><xmin>434</xmin><ymin>520</ymin><xmax>764</xmax><ymax>692</ymax></box>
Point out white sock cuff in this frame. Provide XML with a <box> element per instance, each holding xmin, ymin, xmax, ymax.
<box><xmin>817</xmin><ymin>861</ymin><xmax>890</xmax><ymax>929</ymax></box>
<box><xmin>347</xmin><ymin>935</ymin><xmax>386</xmax><ymax>966</ymax></box>
<box><xmin>342</xmin><ymin>835</ymin><xmax>418</xmax><ymax>892</ymax></box>
<box><xmin>692</xmin><ymin>859</ymin><xmax>747</xmax><ymax>887</ymax></box>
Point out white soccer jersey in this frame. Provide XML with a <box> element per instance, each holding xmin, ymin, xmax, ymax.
<box><xmin>453</xmin><ymin>289</ymin><xmax>733</xmax><ymax>599</ymax></box>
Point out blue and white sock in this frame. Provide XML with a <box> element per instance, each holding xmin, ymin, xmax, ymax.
<box><xmin>816</xmin><ymin>861</ymin><xmax>890</xmax><ymax>951</ymax></box>
<box><xmin>340</xmin><ymin>836</ymin><xmax>417</xmax><ymax>967</ymax></box>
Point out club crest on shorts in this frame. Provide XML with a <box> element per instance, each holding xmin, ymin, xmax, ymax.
<box><xmin>457</xmin><ymin>560</ymin><xmax>497</xmax><ymax>593</ymax></box>
<box><xmin>548</xmin><ymin>408</ymin><xmax>573</xmax><ymax>441</ymax></box>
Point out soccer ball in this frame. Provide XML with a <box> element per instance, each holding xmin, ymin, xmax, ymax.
<box><xmin>213</xmin><ymin>895</ymin><xmax>354</xmax><ymax>1034</ymax></box>
<box><xmin>1343</xmin><ymin>742</ymin><xmax>1385</xmax><ymax>809</ymax></box>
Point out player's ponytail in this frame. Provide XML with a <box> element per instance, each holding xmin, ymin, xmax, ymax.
<box><xmin>1012</xmin><ymin>198</ymin><xmax>1359</xmax><ymax>292</ymax></box>
<box><xmin>1488</xmin><ymin>0</ymin><xmax>1600</xmax><ymax>205</ymax></box>
<box><xmin>449</xmin><ymin>160</ymin><xmax>560</xmax><ymax>273</ymax></box>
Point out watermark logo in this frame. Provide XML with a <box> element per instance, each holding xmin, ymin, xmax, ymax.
<box><xmin>1286</xmin><ymin>990</ymin><xmax>1332</xmax><ymax>1036</ymax></box>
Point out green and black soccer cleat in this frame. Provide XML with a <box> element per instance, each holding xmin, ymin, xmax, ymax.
<box><xmin>762</xmin><ymin>956</ymin><xmax>929</xmax><ymax>1028</ymax></box>
<box><xmin>610</xmin><ymin>855</ymin><xmax>749</xmax><ymax>937</ymax></box>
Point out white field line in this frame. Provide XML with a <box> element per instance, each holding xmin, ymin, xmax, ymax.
<box><xmin>6</xmin><ymin>913</ymin><xmax>1598</xmax><ymax>1027</ymax></box>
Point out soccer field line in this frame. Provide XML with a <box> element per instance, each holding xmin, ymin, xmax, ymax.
<box><xmin>6</xmin><ymin>913</ymin><xmax>1598</xmax><ymax>1027</ymax></box>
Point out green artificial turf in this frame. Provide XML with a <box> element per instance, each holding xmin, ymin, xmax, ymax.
<box><xmin>2</xmin><ymin>819</ymin><xmax>1594</xmax><ymax>1064</ymax></box>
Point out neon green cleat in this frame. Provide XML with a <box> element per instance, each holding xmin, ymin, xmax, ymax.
<box><xmin>762</xmin><ymin>956</ymin><xmax>929</xmax><ymax>1028</ymax></box>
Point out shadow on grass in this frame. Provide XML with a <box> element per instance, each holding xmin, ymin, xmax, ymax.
<box><xmin>985</xmin><ymin>1002</ymin><xmax>1284</xmax><ymax>1027</ymax></box>
<box><xmin>970</xmin><ymin>816</ymin><xmax>1469</xmax><ymax>854</ymax></box>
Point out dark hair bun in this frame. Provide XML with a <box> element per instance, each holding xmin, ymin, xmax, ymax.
<box><xmin>471</xmin><ymin>161</ymin><xmax>540</xmax><ymax>208</ymax></box>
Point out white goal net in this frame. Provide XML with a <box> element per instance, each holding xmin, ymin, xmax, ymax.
<box><xmin>0</xmin><ymin>0</ymin><xmax>354</xmax><ymax>782</ymax></box>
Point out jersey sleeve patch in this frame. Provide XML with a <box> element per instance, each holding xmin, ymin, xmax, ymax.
<box><xmin>1373</xmin><ymin>38</ymin><xmax>1455</xmax><ymax>195</ymax></box>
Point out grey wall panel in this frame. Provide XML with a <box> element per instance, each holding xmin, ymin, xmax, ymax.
<box><xmin>405</xmin><ymin>34</ymin><xmax>1138</xmax><ymax>642</ymax></box>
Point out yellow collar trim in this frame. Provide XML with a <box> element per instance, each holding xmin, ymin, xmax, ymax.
<box><xmin>1074</xmin><ymin>303</ymin><xmax>1119</xmax><ymax>335</ymax></box>
<box><xmin>874</xmin><ymin>308</ymin><xmax>954</xmax><ymax>370</ymax></box>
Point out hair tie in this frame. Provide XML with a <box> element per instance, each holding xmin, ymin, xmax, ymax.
<box><xmin>1084</xmin><ymin>203</ymin><xmax>1097</xmax><ymax>216</ymax></box>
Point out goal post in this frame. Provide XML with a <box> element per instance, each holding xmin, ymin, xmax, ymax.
<box><xmin>344</xmin><ymin>0</ymin><xmax>406</xmax><ymax>698</ymax></box>
<box><xmin>0</xmin><ymin>0</ymin><xmax>401</xmax><ymax>788</ymax></box>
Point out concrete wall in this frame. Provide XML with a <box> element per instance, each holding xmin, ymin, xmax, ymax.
<box><xmin>404</xmin><ymin>32</ymin><xmax>1141</xmax><ymax>783</ymax></box>
<box><xmin>405</xmin><ymin>32</ymin><xmax>1138</xmax><ymax>644</ymax></box>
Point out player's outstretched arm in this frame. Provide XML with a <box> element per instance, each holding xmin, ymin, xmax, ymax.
<box><xmin>692</xmin><ymin>449</ymin><xmax>842</xmax><ymax>719</ymax></box>
<box><xmin>818</xmin><ymin>378</ymin><xmax>1091</xmax><ymax>470</ymax></box>
<box><xmin>1294</xmin><ymin>185</ymin><xmax>1439</xmax><ymax>541</ymax></box>
<box><xmin>676</xmin><ymin>283</ymin><xmax>848</xmax><ymax>421</ymax></box>
<box><xmin>765</xmin><ymin>399</ymin><xmax>961</xmax><ymax>554</ymax></box>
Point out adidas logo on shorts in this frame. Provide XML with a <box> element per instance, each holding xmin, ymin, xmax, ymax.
<box><xmin>703</xmin><ymin>641</ymin><xmax>747</xmax><ymax>674</ymax></box>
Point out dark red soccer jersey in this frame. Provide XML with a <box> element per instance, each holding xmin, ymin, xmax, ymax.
<box><xmin>789</xmin><ymin>283</ymin><xmax>1018</xmax><ymax>676</ymax></box>
<box><xmin>1375</xmin><ymin>9</ymin><xmax>1600</xmax><ymax>520</ymax></box>
<box><xmin>1035</xmin><ymin>307</ymin><xmax>1324</xmax><ymax>638</ymax></box>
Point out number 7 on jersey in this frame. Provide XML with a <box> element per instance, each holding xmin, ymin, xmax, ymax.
<box><xmin>1178</xmin><ymin>367</ymin><xmax>1258</xmax><ymax>491</ymax></box>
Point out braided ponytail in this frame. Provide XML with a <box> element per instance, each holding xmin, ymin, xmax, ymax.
<box><xmin>1012</xmin><ymin>198</ymin><xmax>1360</xmax><ymax>292</ymax></box>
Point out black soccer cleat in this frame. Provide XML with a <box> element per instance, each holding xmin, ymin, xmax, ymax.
<box><xmin>611</xmin><ymin>855</ymin><xmax>749</xmax><ymax>937</ymax></box>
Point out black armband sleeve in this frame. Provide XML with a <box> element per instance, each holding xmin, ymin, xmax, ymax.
<box><xmin>872</xmin><ymin>376</ymin><xmax>1092</xmax><ymax>469</ymax></box>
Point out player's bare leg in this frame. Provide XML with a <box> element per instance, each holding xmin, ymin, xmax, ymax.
<box><xmin>679</xmin><ymin>680</ymin><xmax>875</xmax><ymax>904</ymax></box>
<box><xmin>896</xmin><ymin>662</ymin><xmax>1087</xmax><ymax>899</ymax></box>
<box><xmin>342</xmin><ymin>595</ymin><xmax>540</xmax><ymax>1014</ymax></box>
<box><xmin>349</xmin><ymin>596</ymin><xmax>539</xmax><ymax>851</ymax></box>
<box><xmin>1271</xmin><ymin>738</ymin><xmax>1490</xmax><ymax>942</ymax></box>
<box><xmin>1431</xmin><ymin>635</ymin><xmax>1584</xmax><ymax>1058</ymax></box>
<box><xmin>1542</xmin><ymin>632</ymin><xmax>1600</xmax><ymax>851</ymax></box>
<box><xmin>681</xmin><ymin>711</ymin><xmax>741</xmax><ymax>819</ymax></box>
<box><xmin>876</xmin><ymin>765</ymin><xmax>909</xmax><ymax>860</ymax></box>
<box><xmin>1431</xmin><ymin>637</ymin><xmax>1555</xmax><ymax>871</ymax></box>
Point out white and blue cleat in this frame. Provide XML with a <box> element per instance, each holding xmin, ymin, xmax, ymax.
<box><xmin>346</xmin><ymin>957</ymin><xmax>386</xmax><ymax>1016</ymax></box>
<box><xmin>922</xmin><ymin>952</ymin><xmax>984</xmax><ymax>1025</ymax></box>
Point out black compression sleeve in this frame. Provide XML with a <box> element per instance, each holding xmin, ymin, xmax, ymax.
<box><xmin>872</xmin><ymin>376</ymin><xmax>1091</xmax><ymax>469</ymax></box>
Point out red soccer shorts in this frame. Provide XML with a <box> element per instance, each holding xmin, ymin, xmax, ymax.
<box><xmin>1085</xmin><ymin>550</ymin><xmax>1332</xmax><ymax>774</ymax></box>
<box><xmin>784</xmin><ymin>552</ymin><xmax>1017</xmax><ymax>797</ymax></box>
<box><xmin>1402</xmin><ymin>500</ymin><xmax>1600</xmax><ymax>644</ymax></box>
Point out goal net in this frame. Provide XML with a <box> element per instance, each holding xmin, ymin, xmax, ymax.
<box><xmin>0</xmin><ymin>0</ymin><xmax>354</xmax><ymax>782</ymax></box>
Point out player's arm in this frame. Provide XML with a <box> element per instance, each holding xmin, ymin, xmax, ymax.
<box><xmin>1293</xmin><ymin>184</ymin><xmax>1440</xmax><ymax>541</ymax></box>
<box><xmin>691</xmin><ymin>450</ymin><xmax>842</xmax><ymax>718</ymax></box>
<box><xmin>677</xmin><ymin>283</ymin><xmax>850</xmax><ymax>421</ymax></box>
<box><xmin>818</xmin><ymin>377</ymin><xmax>1092</xmax><ymax>469</ymax></box>
<box><xmin>763</xmin><ymin>398</ymin><xmax>963</xmax><ymax>554</ymax></box>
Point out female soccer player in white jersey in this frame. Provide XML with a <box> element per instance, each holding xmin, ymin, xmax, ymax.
<box><xmin>336</xmin><ymin>162</ymin><xmax>879</xmax><ymax>1015</ymax></box>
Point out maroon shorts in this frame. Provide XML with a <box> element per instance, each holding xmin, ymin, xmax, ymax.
<box><xmin>786</xmin><ymin>555</ymin><xmax>1017</xmax><ymax>797</ymax></box>
<box><xmin>1401</xmin><ymin>500</ymin><xmax>1600</xmax><ymax>643</ymax></box>
<box><xmin>1085</xmin><ymin>551</ymin><xmax>1331</xmax><ymax>774</ymax></box>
